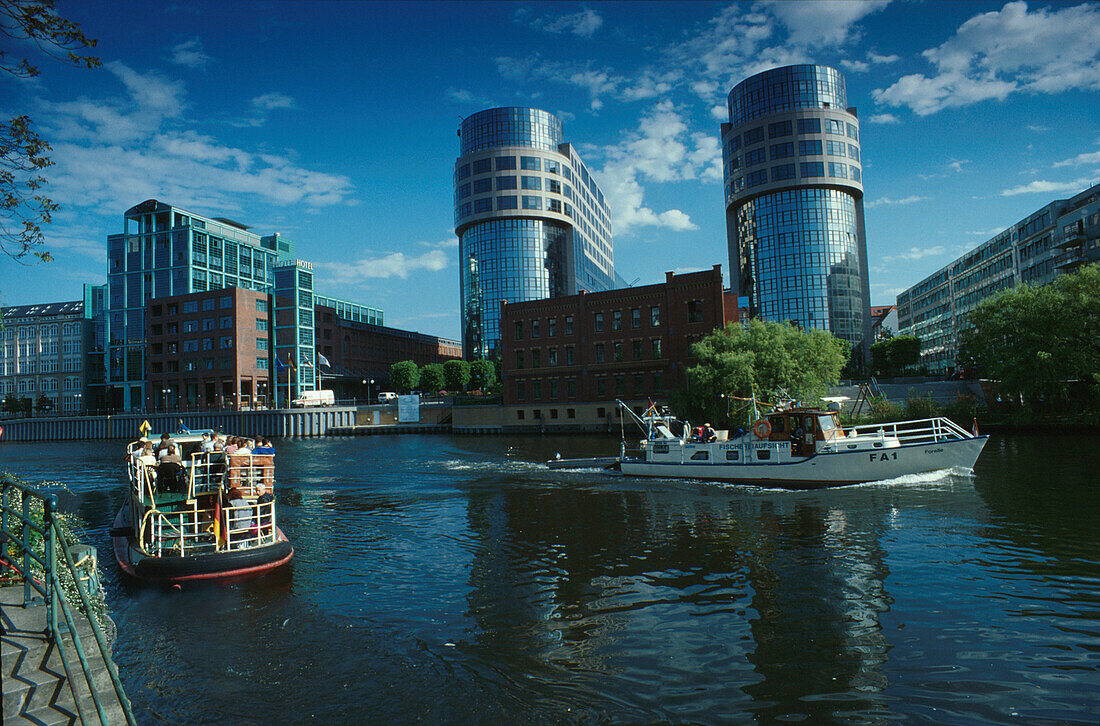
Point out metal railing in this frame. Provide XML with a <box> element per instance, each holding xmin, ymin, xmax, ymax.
<box><xmin>842</xmin><ymin>416</ymin><xmax>974</xmax><ymax>444</ymax></box>
<box><xmin>0</xmin><ymin>473</ymin><xmax>137</xmax><ymax>725</ymax></box>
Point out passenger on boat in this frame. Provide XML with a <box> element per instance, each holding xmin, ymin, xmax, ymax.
<box><xmin>255</xmin><ymin>483</ymin><xmax>274</xmax><ymax>536</ymax></box>
<box><xmin>236</xmin><ymin>439</ymin><xmax>253</xmax><ymax>456</ymax></box>
<box><xmin>155</xmin><ymin>433</ymin><xmax>174</xmax><ymax>459</ymax></box>
<box><xmin>253</xmin><ymin>439</ymin><xmax>275</xmax><ymax>455</ymax></box>
<box><xmin>692</xmin><ymin>426</ymin><xmax>704</xmax><ymax>442</ymax></box>
<box><xmin>791</xmin><ymin>424</ymin><xmax>804</xmax><ymax>456</ymax></box>
<box><xmin>703</xmin><ymin>423</ymin><xmax>717</xmax><ymax>443</ymax></box>
<box><xmin>223</xmin><ymin>437</ymin><xmax>239</xmax><ymax>456</ymax></box>
<box><xmin>210</xmin><ymin>432</ymin><xmax>225</xmax><ymax>451</ymax></box>
<box><xmin>227</xmin><ymin>487</ymin><xmax>254</xmax><ymax>548</ymax></box>
<box><xmin>157</xmin><ymin>445</ymin><xmax>189</xmax><ymax>494</ymax></box>
<box><xmin>200</xmin><ymin>432</ymin><xmax>214</xmax><ymax>453</ymax></box>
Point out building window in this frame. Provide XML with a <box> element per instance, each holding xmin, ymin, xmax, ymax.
<box><xmin>183</xmin><ymin>340</ymin><xmax>198</xmax><ymax>352</ymax></box>
<box><xmin>612</xmin><ymin>310</ymin><xmax>622</xmax><ymax>330</ymax></box>
<box><xmin>548</xmin><ymin>348</ymin><xmax>557</xmax><ymax>366</ymax></box>
<box><xmin>746</xmin><ymin>170</ymin><xmax>767</xmax><ymax>187</ymax></box>
<box><xmin>256</xmin><ymin>299</ymin><xmax>268</xmax><ymax>313</ymax></box>
<box><xmin>595</xmin><ymin>343</ymin><xmax>605</xmax><ymax>363</ymax></box>
<box><xmin>532</xmin><ymin>349</ymin><xmax>541</xmax><ymax>368</ymax></box>
<box><xmin>220</xmin><ymin>315</ymin><xmax>232</xmax><ymax>328</ymax></box>
<box><xmin>256</xmin><ymin>338</ymin><xmax>267</xmax><ymax>350</ymax></box>
<box><xmin>744</xmin><ymin>127</ymin><xmax>764</xmax><ymax>145</ymax></box>
<box><xmin>828</xmin><ymin>162</ymin><xmax>848</xmax><ymax>178</ymax></box>
<box><xmin>495</xmin><ymin>176</ymin><xmax>517</xmax><ymax>191</ymax></box>
<box><xmin>613</xmin><ymin>342</ymin><xmax>623</xmax><ymax>362</ymax></box>
<box><xmin>567</xmin><ymin>407</ymin><xmax>575</xmax><ymax>418</ymax></box>
<box><xmin>219</xmin><ymin>295</ymin><xmax>232</xmax><ymax>309</ymax></box>
<box><xmin>202</xmin><ymin>298</ymin><xmax>215</xmax><ymax>311</ymax></box>
<box><xmin>521</xmin><ymin>176</ymin><xmax>542</xmax><ymax>190</ymax></box>
<box><xmin>496</xmin><ymin>196</ymin><xmax>518</xmax><ymax>210</ymax></box>
<box><xmin>257</xmin><ymin>318</ymin><xmax>268</xmax><ymax>331</ymax></box>
<box><xmin>495</xmin><ymin>156</ymin><xmax>516</xmax><ymax>171</ymax></box>
<box><xmin>257</xmin><ymin>357</ymin><xmax>268</xmax><ymax>369</ymax></box>
<box><xmin>797</xmin><ymin>118</ymin><xmax>821</xmax><ymax>134</ymax></box>
<box><xmin>532</xmin><ymin>380</ymin><xmax>541</xmax><ymax>398</ymax></box>
<box><xmin>653</xmin><ymin>371</ymin><xmax>663</xmax><ymax>392</ymax></box>
<box><xmin>515</xmin><ymin>321</ymin><xmax>523</xmax><ymax>340</ymax></box>
<box><xmin>633</xmin><ymin>373</ymin><xmax>644</xmax><ymax>392</ymax></box>
<box><xmin>744</xmin><ymin>148</ymin><xmax>765</xmax><ymax>167</ymax></box>
<box><xmin>800</xmin><ymin>162</ymin><xmax>825</xmax><ymax>177</ymax></box>
<box><xmin>565</xmin><ymin>346</ymin><xmax>575</xmax><ymax>365</ymax></box>
<box><xmin>564</xmin><ymin>316</ymin><xmax>573</xmax><ymax>335</ymax></box>
<box><xmin>594</xmin><ymin>312</ymin><xmax>604</xmax><ymax>332</ymax></box>
<box><xmin>531</xmin><ymin>319</ymin><xmax>540</xmax><ymax>338</ymax></box>
<box><xmin>687</xmin><ymin>300</ymin><xmax>704</xmax><ymax>323</ymax></box>
<box><xmin>516</xmin><ymin>381</ymin><xmax>525</xmax><ymax>401</ymax></box>
<box><xmin>549</xmin><ymin>380</ymin><xmax>558</xmax><ymax>398</ymax></box>
<box><xmin>520</xmin><ymin>156</ymin><xmax>541</xmax><ymax>171</ymax></box>
<box><xmin>770</xmin><ymin>142</ymin><xmax>795</xmax><ymax>160</ymax></box>
<box><xmin>651</xmin><ymin>338</ymin><xmax>663</xmax><ymax>358</ymax></box>
<box><xmin>516</xmin><ymin>350</ymin><xmax>524</xmax><ymax>369</ymax></box>
<box><xmin>221</xmin><ymin>336</ymin><xmax>234</xmax><ymax>349</ymax></box>
<box><xmin>203</xmin><ymin>318</ymin><xmax>215</xmax><ymax>331</ymax></box>
<box><xmin>516</xmin><ymin>408</ymin><xmax>525</xmax><ymax>419</ymax></box>
<box><xmin>848</xmin><ymin>144</ymin><xmax>860</xmax><ymax>161</ymax></box>
<box><xmin>632</xmin><ymin>340</ymin><xmax>642</xmax><ymax>361</ymax></box>
<box><xmin>182</xmin><ymin>301</ymin><xmax>198</xmax><ymax>314</ymax></box>
<box><xmin>547</xmin><ymin>318</ymin><xmax>556</xmax><ymax>337</ymax></box>
<box><xmin>474</xmin><ymin>178</ymin><xmax>492</xmax><ymax>194</ymax></box>
<box><xmin>768</xmin><ymin>120</ymin><xmax>792</xmax><ymax>138</ymax></box>
<box><xmin>771</xmin><ymin>164</ymin><xmax>796</xmax><ymax>182</ymax></box>
<box><xmin>825</xmin><ymin>119</ymin><xmax>845</xmax><ymax>134</ymax></box>
<box><xmin>650</xmin><ymin>305</ymin><xmax>660</xmax><ymax>326</ymax></box>
<box><xmin>631</xmin><ymin>308</ymin><xmax>641</xmax><ymax>328</ymax></box>
<box><xmin>567</xmin><ymin>379</ymin><xmax>576</xmax><ymax>398</ymax></box>
<box><xmin>522</xmin><ymin>196</ymin><xmax>542</xmax><ymax>210</ymax></box>
<box><xmin>473</xmin><ymin>158</ymin><xmax>491</xmax><ymax>174</ymax></box>
<box><xmin>473</xmin><ymin>197</ymin><xmax>492</xmax><ymax>213</ymax></box>
<box><xmin>614</xmin><ymin>375</ymin><xmax>625</xmax><ymax>396</ymax></box>
<box><xmin>203</xmin><ymin>338</ymin><xmax>214</xmax><ymax>350</ymax></box>
<box><xmin>850</xmin><ymin>166</ymin><xmax>861</xmax><ymax>181</ymax></box>
<box><xmin>596</xmin><ymin>377</ymin><xmax>606</xmax><ymax>397</ymax></box>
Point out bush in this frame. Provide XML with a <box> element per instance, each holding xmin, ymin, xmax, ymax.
<box><xmin>904</xmin><ymin>393</ymin><xmax>939</xmax><ymax>420</ymax></box>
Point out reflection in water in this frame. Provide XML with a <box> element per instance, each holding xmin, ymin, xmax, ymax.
<box><xmin>0</xmin><ymin>433</ymin><xmax>1097</xmax><ymax>724</ymax></box>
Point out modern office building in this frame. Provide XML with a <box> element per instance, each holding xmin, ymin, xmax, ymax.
<box><xmin>0</xmin><ymin>292</ymin><xmax>98</xmax><ymax>414</ymax></box>
<box><xmin>897</xmin><ymin>182</ymin><xmax>1100</xmax><ymax>375</ymax></box>
<box><xmin>499</xmin><ymin>267</ymin><xmax>739</xmax><ymax>425</ymax></box>
<box><xmin>106</xmin><ymin>199</ymin><xmax>294</xmax><ymax>411</ymax></box>
<box><xmin>454</xmin><ymin>107</ymin><xmax>616</xmax><ymax>360</ymax></box>
<box><xmin>721</xmin><ymin>65</ymin><xmax>872</xmax><ymax>363</ymax></box>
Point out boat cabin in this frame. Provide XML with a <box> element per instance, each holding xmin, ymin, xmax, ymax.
<box><xmin>758</xmin><ymin>408</ymin><xmax>843</xmax><ymax>456</ymax></box>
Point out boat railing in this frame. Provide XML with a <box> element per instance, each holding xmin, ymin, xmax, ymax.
<box><xmin>141</xmin><ymin>499</ymin><xmax>278</xmax><ymax>557</ymax></box>
<box><xmin>842</xmin><ymin>416</ymin><xmax>974</xmax><ymax>444</ymax></box>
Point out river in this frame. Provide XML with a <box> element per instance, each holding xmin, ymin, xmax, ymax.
<box><xmin>1</xmin><ymin>432</ymin><xmax>1098</xmax><ymax>724</ymax></box>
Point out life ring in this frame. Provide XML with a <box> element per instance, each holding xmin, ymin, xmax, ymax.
<box><xmin>752</xmin><ymin>419</ymin><xmax>772</xmax><ymax>439</ymax></box>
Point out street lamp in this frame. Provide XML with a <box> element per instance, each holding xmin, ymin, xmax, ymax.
<box><xmin>162</xmin><ymin>387</ymin><xmax>171</xmax><ymax>413</ymax></box>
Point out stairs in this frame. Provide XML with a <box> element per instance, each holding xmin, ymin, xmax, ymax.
<box><xmin>1</xmin><ymin>585</ymin><xmax>128</xmax><ymax>725</ymax></box>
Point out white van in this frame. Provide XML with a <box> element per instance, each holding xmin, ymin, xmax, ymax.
<box><xmin>291</xmin><ymin>389</ymin><xmax>335</xmax><ymax>407</ymax></box>
<box><xmin>377</xmin><ymin>392</ymin><xmax>398</xmax><ymax>403</ymax></box>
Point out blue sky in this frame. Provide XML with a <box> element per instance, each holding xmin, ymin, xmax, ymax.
<box><xmin>2</xmin><ymin>1</ymin><xmax>1099</xmax><ymax>340</ymax></box>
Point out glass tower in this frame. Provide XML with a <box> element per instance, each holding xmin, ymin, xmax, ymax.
<box><xmin>721</xmin><ymin>65</ymin><xmax>872</xmax><ymax>360</ymax></box>
<box><xmin>454</xmin><ymin>107</ymin><xmax>615</xmax><ymax>360</ymax></box>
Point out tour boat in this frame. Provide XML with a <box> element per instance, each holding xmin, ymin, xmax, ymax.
<box><xmin>112</xmin><ymin>429</ymin><xmax>293</xmax><ymax>584</ymax></box>
<box><xmin>611</xmin><ymin>400</ymin><xmax>987</xmax><ymax>488</ymax></box>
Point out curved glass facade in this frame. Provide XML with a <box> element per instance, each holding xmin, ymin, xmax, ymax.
<box><xmin>735</xmin><ymin>188</ymin><xmax>864</xmax><ymax>345</ymax></box>
<box><xmin>728</xmin><ymin>65</ymin><xmax>847</xmax><ymax>127</ymax></box>
<box><xmin>460</xmin><ymin>107</ymin><xmax>564</xmax><ymax>155</ymax></box>
<box><xmin>461</xmin><ymin>219</ymin><xmax>569</xmax><ymax>359</ymax></box>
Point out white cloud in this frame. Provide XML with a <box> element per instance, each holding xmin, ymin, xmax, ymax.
<box><xmin>841</xmin><ymin>59</ymin><xmax>870</xmax><ymax>73</ymax></box>
<box><xmin>867</xmin><ymin>51</ymin><xmax>900</xmax><ymax>64</ymax></box>
<box><xmin>881</xmin><ymin>245</ymin><xmax>946</xmax><ymax>263</ymax></box>
<box><xmin>1000</xmin><ymin>177</ymin><xmax>1096</xmax><ymax>196</ymax></box>
<box><xmin>521</xmin><ymin>7</ymin><xmax>604</xmax><ymax>37</ymax></box>
<box><xmin>251</xmin><ymin>92</ymin><xmax>296</xmax><ymax>111</ymax></box>
<box><xmin>168</xmin><ymin>39</ymin><xmax>211</xmax><ymax>69</ymax></box>
<box><xmin>874</xmin><ymin>1</ymin><xmax>1100</xmax><ymax>115</ymax></box>
<box><xmin>594</xmin><ymin>101</ymin><xmax>715</xmax><ymax>233</ymax></box>
<box><xmin>1053</xmin><ymin>150</ymin><xmax>1100</xmax><ymax>168</ymax></box>
<box><xmin>866</xmin><ymin>113</ymin><xmax>900</xmax><ymax>124</ymax></box>
<box><xmin>495</xmin><ymin>56</ymin><xmax>678</xmax><ymax>111</ymax></box>
<box><xmin>762</xmin><ymin>0</ymin><xmax>890</xmax><ymax>47</ymax></box>
<box><xmin>317</xmin><ymin>249</ymin><xmax>449</xmax><ymax>283</ymax></box>
<box><xmin>36</xmin><ymin>63</ymin><xmax>354</xmax><ymax>217</ymax></box>
<box><xmin>865</xmin><ymin>195</ymin><xmax>928</xmax><ymax>208</ymax></box>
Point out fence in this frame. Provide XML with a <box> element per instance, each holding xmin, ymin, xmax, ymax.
<box><xmin>0</xmin><ymin>473</ymin><xmax>136</xmax><ymax>725</ymax></box>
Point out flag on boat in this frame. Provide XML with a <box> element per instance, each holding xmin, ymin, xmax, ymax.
<box><xmin>317</xmin><ymin>352</ymin><xmax>332</xmax><ymax>368</ymax></box>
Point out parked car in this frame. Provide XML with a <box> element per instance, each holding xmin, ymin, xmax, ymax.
<box><xmin>377</xmin><ymin>392</ymin><xmax>398</xmax><ymax>403</ymax></box>
<box><xmin>291</xmin><ymin>389</ymin><xmax>335</xmax><ymax>407</ymax></box>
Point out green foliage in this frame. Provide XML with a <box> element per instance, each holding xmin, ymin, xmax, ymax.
<box><xmin>903</xmin><ymin>393</ymin><xmax>938</xmax><ymax>420</ymax></box>
<box><xmin>2</xmin><ymin>393</ymin><xmax>20</xmax><ymax>413</ymax></box>
<box><xmin>867</xmin><ymin>396</ymin><xmax>904</xmax><ymax>424</ymax></box>
<box><xmin>389</xmin><ymin>360</ymin><xmax>419</xmax><ymax>394</ymax></box>
<box><xmin>871</xmin><ymin>335</ymin><xmax>921</xmax><ymax>377</ymax></box>
<box><xmin>960</xmin><ymin>264</ymin><xmax>1100</xmax><ymax>408</ymax></box>
<box><xmin>1</xmin><ymin>0</ymin><xmax>100</xmax><ymax>264</ymax></box>
<box><xmin>419</xmin><ymin>363</ymin><xmax>445</xmax><ymax>394</ymax></box>
<box><xmin>676</xmin><ymin>320</ymin><xmax>848</xmax><ymax>428</ymax></box>
<box><xmin>469</xmin><ymin>358</ymin><xmax>497</xmax><ymax>391</ymax></box>
<box><xmin>442</xmin><ymin>359</ymin><xmax>471</xmax><ymax>392</ymax></box>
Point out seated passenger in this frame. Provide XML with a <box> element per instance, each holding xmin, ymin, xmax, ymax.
<box><xmin>227</xmin><ymin>487</ymin><xmax>253</xmax><ymax>548</ymax></box>
<box><xmin>703</xmin><ymin>423</ymin><xmax>717</xmax><ymax>443</ymax></box>
<box><xmin>157</xmin><ymin>444</ymin><xmax>188</xmax><ymax>494</ymax></box>
<box><xmin>155</xmin><ymin>432</ymin><xmax>174</xmax><ymax>459</ymax></box>
<box><xmin>255</xmin><ymin>483</ymin><xmax>275</xmax><ymax>535</ymax></box>
<box><xmin>253</xmin><ymin>438</ymin><xmax>275</xmax><ymax>455</ymax></box>
<box><xmin>200</xmin><ymin>432</ymin><xmax>215</xmax><ymax>453</ymax></box>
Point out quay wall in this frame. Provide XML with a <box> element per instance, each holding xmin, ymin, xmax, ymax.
<box><xmin>0</xmin><ymin>407</ymin><xmax>357</xmax><ymax>442</ymax></box>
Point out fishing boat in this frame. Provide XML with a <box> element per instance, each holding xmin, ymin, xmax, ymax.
<box><xmin>112</xmin><ymin>429</ymin><xmax>293</xmax><ymax>584</ymax></box>
<box><xmin>611</xmin><ymin>399</ymin><xmax>987</xmax><ymax>488</ymax></box>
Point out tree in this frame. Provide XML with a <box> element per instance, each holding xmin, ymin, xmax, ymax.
<box><xmin>443</xmin><ymin>359</ymin><xmax>470</xmax><ymax>392</ymax></box>
<box><xmin>34</xmin><ymin>394</ymin><xmax>52</xmax><ymax>412</ymax></box>
<box><xmin>468</xmin><ymin>359</ymin><xmax>496</xmax><ymax>391</ymax></box>
<box><xmin>389</xmin><ymin>360</ymin><xmax>419</xmax><ymax>394</ymax></box>
<box><xmin>870</xmin><ymin>335</ymin><xmax>921</xmax><ymax>377</ymax></box>
<box><xmin>2</xmin><ymin>0</ymin><xmax>100</xmax><ymax>264</ymax></box>
<box><xmin>2</xmin><ymin>393</ymin><xmax>19</xmax><ymax>413</ymax></box>
<box><xmin>420</xmin><ymin>363</ymin><xmax>445</xmax><ymax>394</ymax></box>
<box><xmin>960</xmin><ymin>263</ymin><xmax>1100</xmax><ymax>407</ymax></box>
<box><xmin>675</xmin><ymin>320</ymin><xmax>849</xmax><ymax>428</ymax></box>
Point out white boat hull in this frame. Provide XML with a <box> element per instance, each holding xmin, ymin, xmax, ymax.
<box><xmin>620</xmin><ymin>436</ymin><xmax>988</xmax><ymax>488</ymax></box>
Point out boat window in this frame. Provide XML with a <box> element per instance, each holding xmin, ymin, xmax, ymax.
<box><xmin>756</xmin><ymin>449</ymin><xmax>771</xmax><ymax>460</ymax></box>
<box><xmin>873</xmin><ymin>442</ymin><xmax>882</xmax><ymax>448</ymax></box>
<box><xmin>847</xmin><ymin>444</ymin><xmax>857</xmax><ymax>449</ymax></box>
<box><xmin>818</xmin><ymin>415</ymin><xmax>835</xmax><ymax>433</ymax></box>
<box><xmin>726</xmin><ymin>450</ymin><xmax>739</xmax><ymax>461</ymax></box>
<box><xmin>653</xmin><ymin>444</ymin><xmax>669</xmax><ymax>454</ymax></box>
<box><xmin>772</xmin><ymin>417</ymin><xmax>786</xmax><ymax>434</ymax></box>
<box><xmin>691</xmin><ymin>451</ymin><xmax>709</xmax><ymax>461</ymax></box>
<box><xmin>804</xmin><ymin>416</ymin><xmax>814</xmax><ymax>428</ymax></box>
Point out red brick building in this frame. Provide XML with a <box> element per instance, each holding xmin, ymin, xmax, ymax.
<box><xmin>146</xmin><ymin>288</ymin><xmax>271</xmax><ymax>410</ymax></box>
<box><xmin>500</xmin><ymin>266</ymin><xmax>739</xmax><ymax>409</ymax></box>
<box><xmin>313</xmin><ymin>304</ymin><xmax>462</xmax><ymax>396</ymax></box>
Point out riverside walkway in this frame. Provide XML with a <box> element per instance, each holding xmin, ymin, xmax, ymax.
<box><xmin>1</xmin><ymin>585</ymin><xmax>127</xmax><ymax>725</ymax></box>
